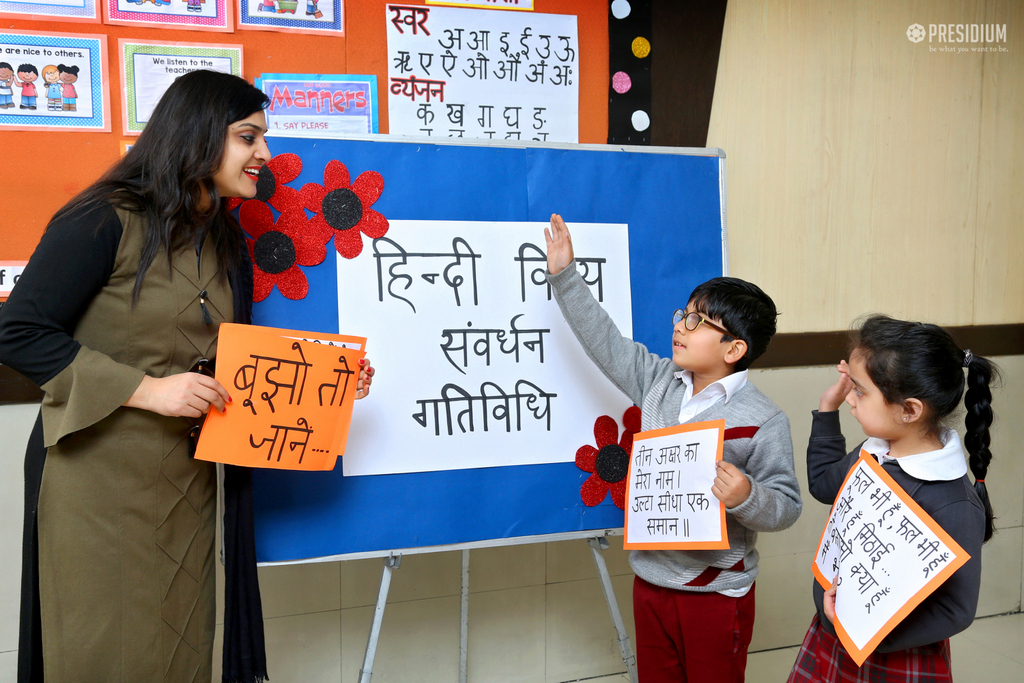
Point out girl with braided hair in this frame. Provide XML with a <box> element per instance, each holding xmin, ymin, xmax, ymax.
<box><xmin>788</xmin><ymin>314</ymin><xmax>998</xmax><ymax>683</ymax></box>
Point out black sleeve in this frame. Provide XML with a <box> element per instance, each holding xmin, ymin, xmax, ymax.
<box><xmin>0</xmin><ymin>203</ymin><xmax>123</xmax><ymax>386</ymax></box>
<box><xmin>877</xmin><ymin>490</ymin><xmax>984</xmax><ymax>651</ymax></box>
<box><xmin>806</xmin><ymin>410</ymin><xmax>861</xmax><ymax>504</ymax></box>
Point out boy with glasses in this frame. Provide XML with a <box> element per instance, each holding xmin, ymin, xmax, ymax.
<box><xmin>545</xmin><ymin>214</ymin><xmax>802</xmax><ymax>683</ymax></box>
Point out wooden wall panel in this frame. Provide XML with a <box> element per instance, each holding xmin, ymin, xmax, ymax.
<box><xmin>708</xmin><ymin>0</ymin><xmax>1022</xmax><ymax>332</ymax></box>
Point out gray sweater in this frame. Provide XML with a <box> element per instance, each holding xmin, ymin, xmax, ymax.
<box><xmin>549</xmin><ymin>262</ymin><xmax>802</xmax><ymax>592</ymax></box>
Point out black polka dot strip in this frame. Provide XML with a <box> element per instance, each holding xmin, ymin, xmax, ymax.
<box><xmin>608</xmin><ymin>0</ymin><xmax>652</xmax><ymax>144</ymax></box>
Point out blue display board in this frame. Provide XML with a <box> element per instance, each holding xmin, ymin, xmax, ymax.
<box><xmin>250</xmin><ymin>136</ymin><xmax>725</xmax><ymax>562</ymax></box>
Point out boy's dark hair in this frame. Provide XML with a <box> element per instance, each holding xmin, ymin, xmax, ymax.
<box><xmin>851</xmin><ymin>314</ymin><xmax>999</xmax><ymax>541</ymax></box>
<box><xmin>18</xmin><ymin>64</ymin><xmax>38</xmax><ymax>75</ymax></box>
<box><xmin>0</xmin><ymin>62</ymin><xmax>12</xmax><ymax>71</ymax></box>
<box><xmin>687</xmin><ymin>276</ymin><xmax>778</xmax><ymax>371</ymax></box>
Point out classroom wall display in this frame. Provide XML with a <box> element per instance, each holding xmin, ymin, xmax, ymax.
<box><xmin>238</xmin><ymin>0</ymin><xmax>343</xmax><ymax>36</ymax></box>
<box><xmin>118</xmin><ymin>39</ymin><xmax>242</xmax><ymax>135</ymax></box>
<box><xmin>0</xmin><ymin>261</ymin><xmax>27</xmax><ymax>301</ymax></box>
<box><xmin>386</xmin><ymin>3</ymin><xmax>578</xmax><ymax>142</ymax></box>
<box><xmin>256</xmin><ymin>73</ymin><xmax>378</xmax><ymax>136</ymax></box>
<box><xmin>0</xmin><ymin>0</ymin><xmax>99</xmax><ymax>22</ymax></box>
<box><xmin>812</xmin><ymin>452</ymin><xmax>970</xmax><ymax>665</ymax></box>
<box><xmin>0</xmin><ymin>30</ymin><xmax>109</xmax><ymax>132</ymax></box>
<box><xmin>426</xmin><ymin>0</ymin><xmax>533</xmax><ymax>9</ymax></box>
<box><xmin>104</xmin><ymin>0</ymin><xmax>233</xmax><ymax>31</ymax></box>
<box><xmin>246</xmin><ymin>135</ymin><xmax>726</xmax><ymax>562</ymax></box>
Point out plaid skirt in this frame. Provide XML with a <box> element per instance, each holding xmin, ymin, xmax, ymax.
<box><xmin>787</xmin><ymin>615</ymin><xmax>953</xmax><ymax>683</ymax></box>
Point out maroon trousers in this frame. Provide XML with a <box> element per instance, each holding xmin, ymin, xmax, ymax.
<box><xmin>633</xmin><ymin>576</ymin><xmax>756</xmax><ymax>683</ymax></box>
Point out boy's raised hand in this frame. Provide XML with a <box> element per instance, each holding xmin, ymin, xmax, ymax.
<box><xmin>544</xmin><ymin>213</ymin><xmax>575</xmax><ymax>275</ymax></box>
<box><xmin>819</xmin><ymin>360</ymin><xmax>853</xmax><ymax>412</ymax></box>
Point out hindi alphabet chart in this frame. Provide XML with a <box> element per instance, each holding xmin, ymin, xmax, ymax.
<box><xmin>194</xmin><ymin>323</ymin><xmax>366</xmax><ymax>471</ymax></box>
<box><xmin>624</xmin><ymin>420</ymin><xmax>728</xmax><ymax>550</ymax></box>
<box><xmin>812</xmin><ymin>452</ymin><xmax>970</xmax><ymax>665</ymax></box>
<box><xmin>336</xmin><ymin>219</ymin><xmax>632</xmax><ymax>477</ymax></box>
<box><xmin>386</xmin><ymin>3</ymin><xmax>578</xmax><ymax>142</ymax></box>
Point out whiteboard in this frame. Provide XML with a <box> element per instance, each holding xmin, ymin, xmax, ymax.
<box><xmin>249</xmin><ymin>135</ymin><xmax>726</xmax><ymax>562</ymax></box>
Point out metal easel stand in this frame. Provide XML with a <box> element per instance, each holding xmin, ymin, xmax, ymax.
<box><xmin>588</xmin><ymin>536</ymin><xmax>638</xmax><ymax>683</ymax></box>
<box><xmin>357</xmin><ymin>539</ymin><xmax>636</xmax><ymax>683</ymax></box>
<box><xmin>359</xmin><ymin>553</ymin><xmax>402</xmax><ymax>683</ymax></box>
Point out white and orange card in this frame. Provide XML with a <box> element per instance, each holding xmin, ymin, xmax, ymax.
<box><xmin>812</xmin><ymin>452</ymin><xmax>969</xmax><ymax>665</ymax></box>
<box><xmin>194</xmin><ymin>323</ymin><xmax>365</xmax><ymax>471</ymax></box>
<box><xmin>624</xmin><ymin>419</ymin><xmax>728</xmax><ymax>550</ymax></box>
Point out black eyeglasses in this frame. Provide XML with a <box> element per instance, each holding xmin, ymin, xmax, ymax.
<box><xmin>672</xmin><ymin>309</ymin><xmax>735</xmax><ymax>341</ymax></box>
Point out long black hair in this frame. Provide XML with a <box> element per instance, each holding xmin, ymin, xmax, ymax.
<box><xmin>851</xmin><ymin>315</ymin><xmax>999</xmax><ymax>541</ymax></box>
<box><xmin>53</xmin><ymin>70</ymin><xmax>269</xmax><ymax>301</ymax></box>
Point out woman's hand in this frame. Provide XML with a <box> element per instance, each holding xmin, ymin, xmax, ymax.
<box><xmin>355</xmin><ymin>358</ymin><xmax>374</xmax><ymax>400</ymax></box>
<box><xmin>819</xmin><ymin>360</ymin><xmax>853</xmax><ymax>412</ymax></box>
<box><xmin>544</xmin><ymin>213</ymin><xmax>575</xmax><ymax>276</ymax></box>
<box><xmin>124</xmin><ymin>373</ymin><xmax>231</xmax><ymax>418</ymax></box>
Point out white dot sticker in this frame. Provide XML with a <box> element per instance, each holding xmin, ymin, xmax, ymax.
<box><xmin>631</xmin><ymin>110</ymin><xmax>650</xmax><ymax>132</ymax></box>
<box><xmin>611</xmin><ymin>0</ymin><xmax>631</xmax><ymax>20</ymax></box>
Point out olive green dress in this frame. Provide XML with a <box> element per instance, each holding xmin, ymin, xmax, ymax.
<box><xmin>36</xmin><ymin>208</ymin><xmax>234</xmax><ymax>682</ymax></box>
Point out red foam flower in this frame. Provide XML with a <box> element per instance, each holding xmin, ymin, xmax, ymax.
<box><xmin>300</xmin><ymin>160</ymin><xmax>389</xmax><ymax>259</ymax></box>
<box><xmin>575</xmin><ymin>406</ymin><xmax>641</xmax><ymax>510</ymax></box>
<box><xmin>226</xmin><ymin>152</ymin><xmax>303</xmax><ymax>213</ymax></box>
<box><xmin>240</xmin><ymin>201</ymin><xmax>333</xmax><ymax>302</ymax></box>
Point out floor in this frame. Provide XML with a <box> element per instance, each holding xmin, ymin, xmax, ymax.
<box><xmin>578</xmin><ymin>611</ymin><xmax>1024</xmax><ymax>683</ymax></box>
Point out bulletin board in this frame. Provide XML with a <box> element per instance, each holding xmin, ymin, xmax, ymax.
<box><xmin>249</xmin><ymin>134</ymin><xmax>726</xmax><ymax>562</ymax></box>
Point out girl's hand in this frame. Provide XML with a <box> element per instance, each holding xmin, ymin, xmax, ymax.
<box><xmin>124</xmin><ymin>373</ymin><xmax>231</xmax><ymax>418</ymax></box>
<box><xmin>823</xmin><ymin>581</ymin><xmax>838</xmax><ymax>623</ymax></box>
<box><xmin>544</xmin><ymin>213</ymin><xmax>575</xmax><ymax>276</ymax></box>
<box><xmin>819</xmin><ymin>360</ymin><xmax>853</xmax><ymax>412</ymax></box>
<box><xmin>711</xmin><ymin>460</ymin><xmax>752</xmax><ymax>508</ymax></box>
<box><xmin>355</xmin><ymin>358</ymin><xmax>374</xmax><ymax>400</ymax></box>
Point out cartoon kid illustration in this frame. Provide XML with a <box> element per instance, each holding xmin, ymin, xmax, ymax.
<box><xmin>57</xmin><ymin>64</ymin><xmax>79</xmax><ymax>112</ymax></box>
<box><xmin>186</xmin><ymin>0</ymin><xmax>203</xmax><ymax>11</ymax></box>
<box><xmin>306</xmin><ymin>0</ymin><xmax>319</xmax><ymax>17</ymax></box>
<box><xmin>258</xmin><ymin>0</ymin><xmax>276</xmax><ymax>11</ymax></box>
<box><xmin>15</xmin><ymin>64</ymin><xmax>39</xmax><ymax>110</ymax></box>
<box><xmin>42</xmin><ymin>65</ymin><xmax>61</xmax><ymax>112</ymax></box>
<box><xmin>0</xmin><ymin>63</ymin><xmax>14</xmax><ymax>109</ymax></box>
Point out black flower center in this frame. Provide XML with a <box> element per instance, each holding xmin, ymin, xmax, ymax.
<box><xmin>255</xmin><ymin>166</ymin><xmax>276</xmax><ymax>202</ymax></box>
<box><xmin>595</xmin><ymin>444</ymin><xmax>629</xmax><ymax>483</ymax></box>
<box><xmin>253</xmin><ymin>231</ymin><xmax>296</xmax><ymax>275</ymax></box>
<box><xmin>323</xmin><ymin>187</ymin><xmax>363</xmax><ymax>231</ymax></box>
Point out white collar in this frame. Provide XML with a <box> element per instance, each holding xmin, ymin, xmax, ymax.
<box><xmin>861</xmin><ymin>429</ymin><xmax>968</xmax><ymax>481</ymax></box>
<box><xmin>674</xmin><ymin>369</ymin><xmax>748</xmax><ymax>403</ymax></box>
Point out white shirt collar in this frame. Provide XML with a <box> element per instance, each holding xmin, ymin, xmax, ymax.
<box><xmin>861</xmin><ymin>429</ymin><xmax>968</xmax><ymax>481</ymax></box>
<box><xmin>675</xmin><ymin>369</ymin><xmax>748</xmax><ymax>404</ymax></box>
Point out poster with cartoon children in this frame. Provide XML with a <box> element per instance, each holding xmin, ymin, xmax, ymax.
<box><xmin>104</xmin><ymin>0</ymin><xmax>232</xmax><ymax>31</ymax></box>
<box><xmin>0</xmin><ymin>0</ymin><xmax>99</xmax><ymax>24</ymax></box>
<box><xmin>238</xmin><ymin>0</ymin><xmax>342</xmax><ymax>36</ymax></box>
<box><xmin>0</xmin><ymin>31</ymin><xmax>109</xmax><ymax>131</ymax></box>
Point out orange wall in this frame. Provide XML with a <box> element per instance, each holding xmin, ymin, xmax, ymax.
<box><xmin>0</xmin><ymin>0</ymin><xmax>608</xmax><ymax>260</ymax></box>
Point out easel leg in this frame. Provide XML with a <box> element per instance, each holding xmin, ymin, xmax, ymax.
<box><xmin>359</xmin><ymin>553</ymin><xmax>401</xmax><ymax>683</ymax></box>
<box><xmin>459</xmin><ymin>548</ymin><xmax>470</xmax><ymax>683</ymax></box>
<box><xmin>588</xmin><ymin>537</ymin><xmax>638</xmax><ymax>683</ymax></box>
